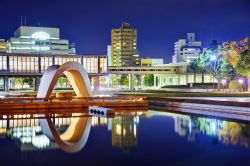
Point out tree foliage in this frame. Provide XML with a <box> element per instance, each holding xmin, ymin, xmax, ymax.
<box><xmin>144</xmin><ymin>74</ymin><xmax>154</xmax><ymax>86</ymax></box>
<box><xmin>15</xmin><ymin>77</ymin><xmax>33</xmax><ymax>88</ymax></box>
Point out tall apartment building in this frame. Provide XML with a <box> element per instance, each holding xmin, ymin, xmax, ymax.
<box><xmin>172</xmin><ymin>33</ymin><xmax>202</xmax><ymax>63</ymax></box>
<box><xmin>7</xmin><ymin>26</ymin><xmax>76</xmax><ymax>55</ymax></box>
<box><xmin>111</xmin><ymin>23</ymin><xmax>140</xmax><ymax>66</ymax></box>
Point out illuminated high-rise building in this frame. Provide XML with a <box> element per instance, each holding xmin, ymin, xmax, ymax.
<box><xmin>7</xmin><ymin>26</ymin><xmax>76</xmax><ymax>55</ymax></box>
<box><xmin>111</xmin><ymin>23</ymin><xmax>140</xmax><ymax>66</ymax></box>
<box><xmin>112</xmin><ymin>116</ymin><xmax>138</xmax><ymax>152</ymax></box>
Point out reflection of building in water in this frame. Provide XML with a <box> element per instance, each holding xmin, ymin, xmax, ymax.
<box><xmin>173</xmin><ymin>116</ymin><xmax>198</xmax><ymax>142</ymax></box>
<box><xmin>0</xmin><ymin>115</ymin><xmax>85</xmax><ymax>151</ymax></box>
<box><xmin>111</xmin><ymin>116</ymin><xmax>139</xmax><ymax>152</ymax></box>
<box><xmin>91</xmin><ymin>117</ymin><xmax>108</xmax><ymax>126</ymax></box>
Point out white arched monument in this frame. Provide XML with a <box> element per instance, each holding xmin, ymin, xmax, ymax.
<box><xmin>37</xmin><ymin>62</ymin><xmax>92</xmax><ymax>153</ymax></box>
<box><xmin>37</xmin><ymin>61</ymin><xmax>92</xmax><ymax>99</ymax></box>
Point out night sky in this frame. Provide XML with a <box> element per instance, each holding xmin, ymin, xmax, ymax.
<box><xmin>1</xmin><ymin>0</ymin><xmax>250</xmax><ymax>63</ymax></box>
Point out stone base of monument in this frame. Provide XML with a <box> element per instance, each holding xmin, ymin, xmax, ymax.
<box><xmin>56</xmin><ymin>92</ymin><xmax>73</xmax><ymax>98</ymax></box>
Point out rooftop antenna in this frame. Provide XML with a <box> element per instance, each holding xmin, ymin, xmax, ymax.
<box><xmin>24</xmin><ymin>16</ymin><xmax>27</xmax><ymax>26</ymax></box>
<box><xmin>20</xmin><ymin>16</ymin><xmax>23</xmax><ymax>26</ymax></box>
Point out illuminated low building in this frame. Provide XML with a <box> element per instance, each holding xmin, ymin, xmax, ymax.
<box><xmin>0</xmin><ymin>39</ymin><xmax>8</xmax><ymax>53</ymax></box>
<box><xmin>141</xmin><ymin>57</ymin><xmax>164</xmax><ymax>66</ymax></box>
<box><xmin>0</xmin><ymin>53</ymin><xmax>107</xmax><ymax>91</ymax></box>
<box><xmin>8</xmin><ymin>26</ymin><xmax>76</xmax><ymax>55</ymax></box>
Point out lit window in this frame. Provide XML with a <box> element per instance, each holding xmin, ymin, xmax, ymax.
<box><xmin>31</xmin><ymin>32</ymin><xmax>50</xmax><ymax>40</ymax></box>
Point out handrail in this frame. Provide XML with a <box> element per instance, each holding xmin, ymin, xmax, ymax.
<box><xmin>0</xmin><ymin>96</ymin><xmax>147</xmax><ymax>103</ymax></box>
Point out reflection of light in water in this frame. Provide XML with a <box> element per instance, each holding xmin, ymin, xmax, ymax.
<box><xmin>123</xmin><ymin>128</ymin><xmax>126</xmax><ymax>135</ymax></box>
<box><xmin>116</xmin><ymin>124</ymin><xmax>122</xmax><ymax>135</ymax></box>
<box><xmin>137</xmin><ymin>112</ymin><xmax>144</xmax><ymax>116</ymax></box>
<box><xmin>32</xmin><ymin>135</ymin><xmax>50</xmax><ymax>149</ymax></box>
<box><xmin>211</xmin><ymin>120</ymin><xmax>217</xmax><ymax>133</ymax></box>
<box><xmin>189</xmin><ymin>121</ymin><xmax>192</xmax><ymax>133</ymax></box>
<box><xmin>134</xmin><ymin>124</ymin><xmax>137</xmax><ymax>137</ymax></box>
<box><xmin>134</xmin><ymin>117</ymin><xmax>139</xmax><ymax>124</ymax></box>
<box><xmin>11</xmin><ymin>126</ymin><xmax>51</xmax><ymax>149</ymax></box>
<box><xmin>91</xmin><ymin>117</ymin><xmax>108</xmax><ymax>126</ymax></box>
<box><xmin>20</xmin><ymin>137</ymin><xmax>32</xmax><ymax>144</ymax></box>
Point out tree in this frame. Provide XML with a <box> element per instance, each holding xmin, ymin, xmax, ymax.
<box><xmin>195</xmin><ymin>48</ymin><xmax>235</xmax><ymax>89</ymax></box>
<box><xmin>23</xmin><ymin>77</ymin><xmax>33</xmax><ymax>87</ymax></box>
<box><xmin>219</xmin><ymin>38</ymin><xmax>250</xmax><ymax>90</ymax></box>
<box><xmin>196</xmin><ymin>51</ymin><xmax>208</xmax><ymax>83</ymax></box>
<box><xmin>235</xmin><ymin>47</ymin><xmax>250</xmax><ymax>91</ymax></box>
<box><xmin>189</xmin><ymin>60</ymin><xmax>200</xmax><ymax>83</ymax></box>
<box><xmin>58</xmin><ymin>77</ymin><xmax>68</xmax><ymax>87</ymax></box>
<box><xmin>15</xmin><ymin>77</ymin><xmax>33</xmax><ymax>88</ymax></box>
<box><xmin>144</xmin><ymin>74</ymin><xmax>154</xmax><ymax>86</ymax></box>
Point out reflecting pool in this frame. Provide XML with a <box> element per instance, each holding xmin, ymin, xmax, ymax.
<box><xmin>0</xmin><ymin>111</ymin><xmax>250</xmax><ymax>165</ymax></box>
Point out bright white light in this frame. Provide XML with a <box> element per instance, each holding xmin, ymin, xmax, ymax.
<box><xmin>32</xmin><ymin>135</ymin><xmax>50</xmax><ymax>149</ymax></box>
<box><xmin>221</xmin><ymin>79</ymin><xmax>227</xmax><ymax>85</ymax></box>
<box><xmin>211</xmin><ymin>121</ymin><xmax>216</xmax><ymax>133</ymax></box>
<box><xmin>238</xmin><ymin>79</ymin><xmax>244</xmax><ymax>84</ymax></box>
<box><xmin>31</xmin><ymin>32</ymin><xmax>50</xmax><ymax>40</ymax></box>
<box><xmin>210</xmin><ymin>55</ymin><xmax>217</xmax><ymax>61</ymax></box>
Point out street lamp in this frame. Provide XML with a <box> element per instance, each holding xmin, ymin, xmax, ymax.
<box><xmin>221</xmin><ymin>79</ymin><xmax>227</xmax><ymax>92</ymax></box>
<box><xmin>210</xmin><ymin>55</ymin><xmax>217</xmax><ymax>61</ymax></box>
<box><xmin>210</xmin><ymin>54</ymin><xmax>217</xmax><ymax>89</ymax></box>
<box><xmin>238</xmin><ymin>79</ymin><xmax>244</xmax><ymax>92</ymax></box>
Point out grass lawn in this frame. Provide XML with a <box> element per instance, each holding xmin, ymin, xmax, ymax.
<box><xmin>115</xmin><ymin>90</ymin><xmax>250</xmax><ymax>97</ymax></box>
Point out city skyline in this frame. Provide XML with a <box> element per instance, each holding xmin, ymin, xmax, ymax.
<box><xmin>1</xmin><ymin>0</ymin><xmax>250</xmax><ymax>63</ymax></box>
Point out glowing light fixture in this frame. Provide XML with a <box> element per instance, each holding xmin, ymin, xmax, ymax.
<box><xmin>31</xmin><ymin>32</ymin><xmax>50</xmax><ymax>40</ymax></box>
<box><xmin>238</xmin><ymin>79</ymin><xmax>244</xmax><ymax>84</ymax></box>
<box><xmin>210</xmin><ymin>55</ymin><xmax>217</xmax><ymax>61</ymax></box>
<box><xmin>221</xmin><ymin>79</ymin><xmax>227</xmax><ymax>85</ymax></box>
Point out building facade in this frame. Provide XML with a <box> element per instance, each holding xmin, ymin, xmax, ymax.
<box><xmin>0</xmin><ymin>53</ymin><xmax>107</xmax><ymax>91</ymax></box>
<box><xmin>141</xmin><ymin>57</ymin><xmax>164</xmax><ymax>66</ymax></box>
<box><xmin>0</xmin><ymin>39</ymin><xmax>8</xmax><ymax>53</ymax></box>
<box><xmin>111</xmin><ymin>23</ymin><xmax>140</xmax><ymax>66</ymax></box>
<box><xmin>8</xmin><ymin>26</ymin><xmax>76</xmax><ymax>55</ymax></box>
<box><xmin>172</xmin><ymin>33</ymin><xmax>202</xmax><ymax>63</ymax></box>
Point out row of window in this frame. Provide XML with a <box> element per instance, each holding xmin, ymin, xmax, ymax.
<box><xmin>0</xmin><ymin>55</ymin><xmax>107</xmax><ymax>73</ymax></box>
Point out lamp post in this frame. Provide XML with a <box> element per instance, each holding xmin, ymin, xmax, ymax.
<box><xmin>238</xmin><ymin>79</ymin><xmax>244</xmax><ymax>92</ymax></box>
<box><xmin>210</xmin><ymin>55</ymin><xmax>217</xmax><ymax>89</ymax></box>
<box><xmin>221</xmin><ymin>79</ymin><xmax>227</xmax><ymax>92</ymax></box>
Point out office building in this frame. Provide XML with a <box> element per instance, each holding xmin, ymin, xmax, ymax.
<box><xmin>0</xmin><ymin>39</ymin><xmax>8</xmax><ymax>53</ymax></box>
<box><xmin>8</xmin><ymin>26</ymin><xmax>76</xmax><ymax>55</ymax></box>
<box><xmin>172</xmin><ymin>33</ymin><xmax>202</xmax><ymax>63</ymax></box>
<box><xmin>111</xmin><ymin>23</ymin><xmax>140</xmax><ymax>66</ymax></box>
<box><xmin>141</xmin><ymin>57</ymin><xmax>164</xmax><ymax>66</ymax></box>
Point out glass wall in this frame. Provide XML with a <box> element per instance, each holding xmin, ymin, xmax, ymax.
<box><xmin>0</xmin><ymin>54</ymin><xmax>107</xmax><ymax>74</ymax></box>
<box><xmin>100</xmin><ymin>57</ymin><xmax>107</xmax><ymax>73</ymax></box>
<box><xmin>0</xmin><ymin>55</ymin><xmax>7</xmax><ymax>70</ymax></box>
<box><xmin>82</xmin><ymin>57</ymin><xmax>98</xmax><ymax>73</ymax></box>
<box><xmin>54</xmin><ymin>56</ymin><xmax>81</xmax><ymax>66</ymax></box>
<box><xmin>9</xmin><ymin>55</ymin><xmax>39</xmax><ymax>73</ymax></box>
<box><xmin>41</xmin><ymin>56</ymin><xmax>53</xmax><ymax>72</ymax></box>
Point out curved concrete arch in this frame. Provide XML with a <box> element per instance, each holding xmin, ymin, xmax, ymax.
<box><xmin>37</xmin><ymin>61</ymin><xmax>92</xmax><ymax>99</ymax></box>
<box><xmin>37</xmin><ymin>62</ymin><xmax>93</xmax><ymax>153</ymax></box>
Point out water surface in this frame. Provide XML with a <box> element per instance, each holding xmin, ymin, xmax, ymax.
<box><xmin>0</xmin><ymin>111</ymin><xmax>249</xmax><ymax>166</ymax></box>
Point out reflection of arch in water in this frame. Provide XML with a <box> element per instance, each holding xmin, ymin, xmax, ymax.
<box><xmin>37</xmin><ymin>62</ymin><xmax>92</xmax><ymax>153</ymax></box>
